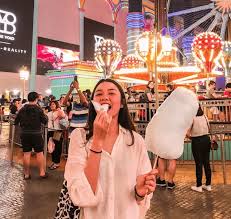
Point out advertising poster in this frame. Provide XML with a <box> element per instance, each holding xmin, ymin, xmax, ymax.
<box><xmin>84</xmin><ymin>17</ymin><xmax>114</xmax><ymax>61</ymax></box>
<box><xmin>0</xmin><ymin>0</ymin><xmax>34</xmax><ymax>73</ymax></box>
<box><xmin>37</xmin><ymin>38</ymin><xmax>79</xmax><ymax>75</ymax></box>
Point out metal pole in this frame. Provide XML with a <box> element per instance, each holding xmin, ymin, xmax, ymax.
<box><xmin>154</xmin><ymin>29</ymin><xmax>159</xmax><ymax>110</ymax></box>
<box><xmin>79</xmin><ymin>9</ymin><xmax>85</xmax><ymax>60</ymax></box>
<box><xmin>220</xmin><ymin>134</ymin><xmax>227</xmax><ymax>184</ymax></box>
<box><xmin>43</xmin><ymin>126</ymin><xmax>48</xmax><ymax>171</ymax></box>
<box><xmin>10</xmin><ymin>124</ymin><xmax>15</xmax><ymax>165</ymax></box>
<box><xmin>23</xmin><ymin>79</ymin><xmax>25</xmax><ymax>99</ymax></box>
<box><xmin>0</xmin><ymin>107</ymin><xmax>2</xmax><ymax>130</ymax></box>
<box><xmin>211</xmin><ymin>148</ymin><xmax>215</xmax><ymax>172</ymax></box>
<box><xmin>113</xmin><ymin>21</ymin><xmax>116</xmax><ymax>40</ymax></box>
<box><xmin>29</xmin><ymin>0</ymin><xmax>39</xmax><ymax>92</ymax></box>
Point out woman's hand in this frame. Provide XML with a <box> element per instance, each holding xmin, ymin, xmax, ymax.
<box><xmin>72</xmin><ymin>81</ymin><xmax>80</xmax><ymax>90</ymax></box>
<box><xmin>92</xmin><ymin>111</ymin><xmax>112</xmax><ymax>150</ymax></box>
<box><xmin>135</xmin><ymin>169</ymin><xmax>158</xmax><ymax>197</ymax></box>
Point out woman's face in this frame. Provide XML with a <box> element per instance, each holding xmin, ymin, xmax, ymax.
<box><xmin>93</xmin><ymin>82</ymin><xmax>122</xmax><ymax>118</ymax></box>
<box><xmin>149</xmin><ymin>82</ymin><xmax>154</xmax><ymax>89</ymax></box>
<box><xmin>50</xmin><ymin>102</ymin><xmax>57</xmax><ymax>111</ymax></box>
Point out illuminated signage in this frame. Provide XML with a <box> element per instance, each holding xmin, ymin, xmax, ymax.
<box><xmin>84</xmin><ymin>17</ymin><xmax>114</xmax><ymax>60</ymax></box>
<box><xmin>94</xmin><ymin>35</ymin><xmax>105</xmax><ymax>51</ymax></box>
<box><xmin>37</xmin><ymin>37</ymin><xmax>79</xmax><ymax>75</ymax></box>
<box><xmin>0</xmin><ymin>9</ymin><xmax>17</xmax><ymax>35</ymax></box>
<box><xmin>0</xmin><ymin>0</ymin><xmax>34</xmax><ymax>73</ymax></box>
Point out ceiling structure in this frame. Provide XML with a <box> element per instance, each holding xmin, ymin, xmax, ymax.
<box><xmin>78</xmin><ymin>0</ymin><xmax>155</xmax><ymax>22</ymax></box>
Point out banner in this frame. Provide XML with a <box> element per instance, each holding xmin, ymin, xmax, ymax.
<box><xmin>84</xmin><ymin>17</ymin><xmax>114</xmax><ymax>61</ymax></box>
<box><xmin>0</xmin><ymin>0</ymin><xmax>34</xmax><ymax>73</ymax></box>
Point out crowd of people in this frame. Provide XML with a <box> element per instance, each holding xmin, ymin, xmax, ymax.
<box><xmin>0</xmin><ymin>78</ymin><xmax>230</xmax><ymax>218</ymax></box>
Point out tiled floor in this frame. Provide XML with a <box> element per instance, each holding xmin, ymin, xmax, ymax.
<box><xmin>0</xmin><ymin>123</ymin><xmax>231</xmax><ymax>219</ymax></box>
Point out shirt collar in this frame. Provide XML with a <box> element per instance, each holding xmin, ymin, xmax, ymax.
<box><xmin>119</xmin><ymin>125</ymin><xmax>127</xmax><ymax>134</ymax></box>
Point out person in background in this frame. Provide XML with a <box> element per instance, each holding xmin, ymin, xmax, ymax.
<box><xmin>43</xmin><ymin>106</ymin><xmax>50</xmax><ymax>115</ymax></box>
<box><xmin>164</xmin><ymin>84</ymin><xmax>174</xmax><ymax>99</ymax></box>
<box><xmin>37</xmin><ymin>94</ymin><xmax>45</xmax><ymax>107</ymax></box>
<box><xmin>0</xmin><ymin>94</ymin><xmax>7</xmax><ymax>106</ymax></box>
<box><xmin>21</xmin><ymin>99</ymin><xmax>29</xmax><ymax>108</ymax></box>
<box><xmin>22</xmin><ymin>99</ymin><xmax>27</xmax><ymax>104</ymax></box>
<box><xmin>14</xmin><ymin>92</ymin><xmax>48</xmax><ymax>179</ymax></box>
<box><xmin>64</xmin><ymin>78</ymin><xmax>157</xmax><ymax>218</ymax></box>
<box><xmin>156</xmin><ymin>158</ymin><xmax>177</xmax><ymax>189</ymax></box>
<box><xmin>166</xmin><ymin>84</ymin><xmax>174</xmax><ymax>96</ymax></box>
<box><xmin>47</xmin><ymin>101</ymin><xmax>66</xmax><ymax>170</ymax></box>
<box><xmin>63</xmin><ymin>79</ymin><xmax>88</xmax><ymax>130</ymax></box>
<box><xmin>10</xmin><ymin>98</ymin><xmax>21</xmax><ymax>114</ymax></box>
<box><xmin>43</xmin><ymin>96</ymin><xmax>50</xmax><ymax>107</ymax></box>
<box><xmin>223</xmin><ymin>83</ymin><xmax>231</xmax><ymax>98</ymax></box>
<box><xmin>125</xmin><ymin>87</ymin><xmax>135</xmax><ymax>102</ymax></box>
<box><xmin>206</xmin><ymin>80</ymin><xmax>220</xmax><ymax>99</ymax></box>
<box><xmin>49</xmin><ymin>95</ymin><xmax>56</xmax><ymax>102</ymax></box>
<box><xmin>206</xmin><ymin>80</ymin><xmax>224</xmax><ymax>121</ymax></box>
<box><xmin>134</xmin><ymin>92</ymin><xmax>140</xmax><ymax>102</ymax></box>
<box><xmin>85</xmin><ymin>89</ymin><xmax>92</xmax><ymax>101</ymax></box>
<box><xmin>144</xmin><ymin>81</ymin><xmax>155</xmax><ymax>102</ymax></box>
<box><xmin>187</xmin><ymin>105</ymin><xmax>212</xmax><ymax>192</ymax></box>
<box><xmin>59</xmin><ymin>96</ymin><xmax>65</xmax><ymax>106</ymax></box>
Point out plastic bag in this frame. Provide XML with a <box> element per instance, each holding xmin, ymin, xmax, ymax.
<box><xmin>59</xmin><ymin>118</ymin><xmax>69</xmax><ymax>129</ymax></box>
<box><xmin>48</xmin><ymin>137</ymin><xmax>55</xmax><ymax>153</ymax></box>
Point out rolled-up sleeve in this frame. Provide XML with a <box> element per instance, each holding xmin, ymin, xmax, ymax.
<box><xmin>64</xmin><ymin>128</ymin><xmax>103</xmax><ymax>207</ymax></box>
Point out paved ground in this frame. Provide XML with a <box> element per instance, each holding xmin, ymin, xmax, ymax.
<box><xmin>1</xmin><ymin>123</ymin><xmax>231</xmax><ymax>219</ymax></box>
<box><xmin>147</xmin><ymin>183</ymin><xmax>231</xmax><ymax>219</ymax></box>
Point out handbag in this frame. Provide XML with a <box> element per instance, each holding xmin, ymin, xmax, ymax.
<box><xmin>53</xmin><ymin>131</ymin><xmax>62</xmax><ymax>141</ymax></box>
<box><xmin>54</xmin><ymin>180</ymin><xmax>81</xmax><ymax>219</ymax></box>
<box><xmin>211</xmin><ymin>139</ymin><xmax>218</xmax><ymax>150</ymax></box>
<box><xmin>204</xmin><ymin>115</ymin><xmax>218</xmax><ymax>150</ymax></box>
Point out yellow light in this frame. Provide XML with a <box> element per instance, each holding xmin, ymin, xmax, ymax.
<box><xmin>161</xmin><ymin>35</ymin><xmax>173</xmax><ymax>54</ymax></box>
<box><xmin>19</xmin><ymin>66</ymin><xmax>29</xmax><ymax>80</ymax></box>
<box><xmin>172</xmin><ymin>74</ymin><xmax>198</xmax><ymax>83</ymax></box>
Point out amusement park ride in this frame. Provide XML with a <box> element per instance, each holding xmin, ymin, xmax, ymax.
<box><xmin>47</xmin><ymin>0</ymin><xmax>231</xmax><ymax>96</ymax></box>
<box><xmin>112</xmin><ymin>0</ymin><xmax>231</xmax><ymax>88</ymax></box>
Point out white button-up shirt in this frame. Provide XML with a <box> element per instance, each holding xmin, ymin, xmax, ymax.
<box><xmin>64</xmin><ymin>126</ymin><xmax>152</xmax><ymax>219</ymax></box>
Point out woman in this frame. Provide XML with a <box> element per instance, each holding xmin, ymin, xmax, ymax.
<box><xmin>188</xmin><ymin>105</ymin><xmax>212</xmax><ymax>192</ymax></box>
<box><xmin>59</xmin><ymin>96</ymin><xmax>65</xmax><ymax>107</ymax></box>
<box><xmin>47</xmin><ymin>101</ymin><xmax>66</xmax><ymax>170</ymax></box>
<box><xmin>144</xmin><ymin>81</ymin><xmax>155</xmax><ymax>102</ymax></box>
<box><xmin>65</xmin><ymin>79</ymin><xmax>157</xmax><ymax>219</ymax></box>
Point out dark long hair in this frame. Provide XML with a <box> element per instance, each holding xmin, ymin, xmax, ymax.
<box><xmin>86</xmin><ymin>79</ymin><xmax>135</xmax><ymax>145</ymax></box>
<box><xmin>196</xmin><ymin>105</ymin><xmax>204</xmax><ymax>116</ymax></box>
<box><xmin>49</xmin><ymin>100</ymin><xmax>60</xmax><ymax>109</ymax></box>
<box><xmin>147</xmin><ymin>81</ymin><xmax>154</xmax><ymax>94</ymax></box>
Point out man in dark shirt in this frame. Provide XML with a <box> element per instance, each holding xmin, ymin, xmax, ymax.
<box><xmin>15</xmin><ymin>92</ymin><xmax>48</xmax><ymax>179</ymax></box>
<box><xmin>0</xmin><ymin>95</ymin><xmax>7</xmax><ymax>106</ymax></box>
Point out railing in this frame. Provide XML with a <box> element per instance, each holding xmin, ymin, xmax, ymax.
<box><xmin>128</xmin><ymin>98</ymin><xmax>231</xmax><ymax>124</ymax></box>
<box><xmin>200</xmin><ymin>98</ymin><xmax>231</xmax><ymax>122</ymax></box>
<box><xmin>127</xmin><ymin>99</ymin><xmax>231</xmax><ymax>184</ymax></box>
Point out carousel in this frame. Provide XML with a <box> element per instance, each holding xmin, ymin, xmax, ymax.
<box><xmin>46</xmin><ymin>0</ymin><xmax>231</xmax><ymax>98</ymax></box>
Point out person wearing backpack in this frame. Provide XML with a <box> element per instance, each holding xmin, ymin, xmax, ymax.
<box><xmin>14</xmin><ymin>92</ymin><xmax>48</xmax><ymax>179</ymax></box>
